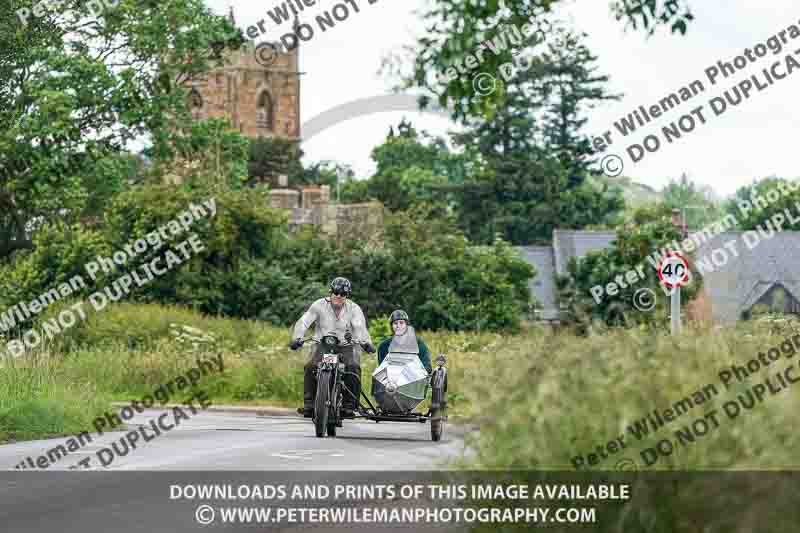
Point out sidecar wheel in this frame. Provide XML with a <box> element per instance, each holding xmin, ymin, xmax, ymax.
<box><xmin>430</xmin><ymin>372</ymin><xmax>447</xmax><ymax>442</ymax></box>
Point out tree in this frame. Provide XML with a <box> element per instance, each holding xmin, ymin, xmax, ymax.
<box><xmin>296</xmin><ymin>161</ymin><xmax>355</xmax><ymax>191</ymax></box>
<box><xmin>447</xmin><ymin>28</ymin><xmax>625</xmax><ymax>245</ymax></box>
<box><xmin>157</xmin><ymin>118</ymin><xmax>250</xmax><ymax>191</ymax></box>
<box><xmin>557</xmin><ymin>204</ymin><xmax>701</xmax><ymax>330</ymax></box>
<box><xmin>723</xmin><ymin>176</ymin><xmax>800</xmax><ymax>231</ymax></box>
<box><xmin>536</xmin><ymin>28</ymin><xmax>623</xmax><ymax>177</ymax></box>
<box><xmin>661</xmin><ymin>172</ymin><xmax>722</xmax><ymax>229</ymax></box>
<box><xmin>344</xmin><ymin>120</ymin><xmax>475</xmax><ymax>211</ymax></box>
<box><xmin>0</xmin><ymin>0</ymin><xmax>241</xmax><ymax>260</ymax></box>
<box><xmin>449</xmin><ymin>156</ymin><xmax>624</xmax><ymax>245</ymax></box>
<box><xmin>393</xmin><ymin>0</ymin><xmax>694</xmax><ymax>120</ymax></box>
<box><xmin>247</xmin><ymin>136</ymin><xmax>304</xmax><ymax>186</ymax></box>
<box><xmin>451</xmin><ymin>27</ymin><xmax>621</xmax><ymax>171</ymax></box>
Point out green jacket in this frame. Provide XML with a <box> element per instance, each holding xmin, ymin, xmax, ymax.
<box><xmin>377</xmin><ymin>336</ymin><xmax>432</xmax><ymax>373</ymax></box>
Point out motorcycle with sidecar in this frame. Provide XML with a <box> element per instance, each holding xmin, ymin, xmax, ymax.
<box><xmin>297</xmin><ymin>333</ymin><xmax>448</xmax><ymax>441</ymax></box>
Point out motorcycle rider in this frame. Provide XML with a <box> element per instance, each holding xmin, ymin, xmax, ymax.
<box><xmin>290</xmin><ymin>277</ymin><xmax>375</xmax><ymax>418</ymax></box>
<box><xmin>377</xmin><ymin>310</ymin><xmax>432</xmax><ymax>373</ymax></box>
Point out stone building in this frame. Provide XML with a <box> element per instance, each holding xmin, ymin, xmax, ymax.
<box><xmin>178</xmin><ymin>11</ymin><xmax>384</xmax><ymax>241</ymax></box>
<box><xmin>184</xmin><ymin>11</ymin><xmax>301</xmax><ymax>143</ymax></box>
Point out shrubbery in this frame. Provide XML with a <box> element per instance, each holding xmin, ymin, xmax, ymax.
<box><xmin>557</xmin><ymin>204</ymin><xmax>701</xmax><ymax>331</ymax></box>
<box><xmin>0</xmin><ymin>222</ymin><xmax>113</xmax><ymax>333</ymax></box>
<box><xmin>276</xmin><ymin>204</ymin><xmax>536</xmax><ymax>331</ymax></box>
<box><xmin>1</xmin><ymin>186</ymin><xmax>536</xmax><ymax>336</ymax></box>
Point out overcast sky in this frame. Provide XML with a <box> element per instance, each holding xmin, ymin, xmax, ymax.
<box><xmin>206</xmin><ymin>0</ymin><xmax>800</xmax><ymax>197</ymax></box>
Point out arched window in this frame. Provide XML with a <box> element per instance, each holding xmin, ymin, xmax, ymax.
<box><xmin>256</xmin><ymin>90</ymin><xmax>274</xmax><ymax>131</ymax></box>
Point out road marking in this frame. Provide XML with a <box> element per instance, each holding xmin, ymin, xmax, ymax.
<box><xmin>271</xmin><ymin>450</ymin><xmax>336</xmax><ymax>460</ymax></box>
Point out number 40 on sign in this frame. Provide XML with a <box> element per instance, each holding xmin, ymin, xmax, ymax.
<box><xmin>657</xmin><ymin>251</ymin><xmax>690</xmax><ymax>289</ymax></box>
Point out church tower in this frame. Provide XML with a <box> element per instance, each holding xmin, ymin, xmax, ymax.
<box><xmin>185</xmin><ymin>9</ymin><xmax>301</xmax><ymax>141</ymax></box>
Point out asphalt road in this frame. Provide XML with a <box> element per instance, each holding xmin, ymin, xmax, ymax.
<box><xmin>0</xmin><ymin>409</ymin><xmax>472</xmax><ymax>532</ymax></box>
<box><xmin>0</xmin><ymin>408</ymin><xmax>468</xmax><ymax>471</ymax></box>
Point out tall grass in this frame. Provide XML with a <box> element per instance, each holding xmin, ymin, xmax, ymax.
<box><xmin>463</xmin><ymin>320</ymin><xmax>800</xmax><ymax>470</ymax></box>
<box><xmin>13</xmin><ymin>298</ymin><xmax>800</xmax><ymax>474</ymax></box>
<box><xmin>0</xmin><ymin>339</ymin><xmax>111</xmax><ymax>442</ymax></box>
<box><xmin>0</xmin><ymin>301</ymin><xmax>502</xmax><ymax>442</ymax></box>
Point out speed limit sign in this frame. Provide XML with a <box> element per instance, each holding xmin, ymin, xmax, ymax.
<box><xmin>657</xmin><ymin>251</ymin><xmax>690</xmax><ymax>288</ymax></box>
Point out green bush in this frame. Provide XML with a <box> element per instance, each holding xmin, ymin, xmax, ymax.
<box><xmin>0</xmin><ymin>222</ymin><xmax>113</xmax><ymax>333</ymax></box>
<box><xmin>336</xmin><ymin>205</ymin><xmax>536</xmax><ymax>332</ymax></box>
<box><xmin>102</xmin><ymin>185</ymin><xmax>295</xmax><ymax>318</ymax></box>
<box><xmin>368</xmin><ymin>316</ymin><xmax>392</xmax><ymax>341</ymax></box>
<box><xmin>3</xmin><ymin>188</ymin><xmax>535</xmax><ymax>336</ymax></box>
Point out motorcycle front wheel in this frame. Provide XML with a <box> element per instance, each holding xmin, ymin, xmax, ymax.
<box><xmin>327</xmin><ymin>381</ymin><xmax>339</xmax><ymax>437</ymax></box>
<box><xmin>314</xmin><ymin>370</ymin><xmax>331</xmax><ymax>438</ymax></box>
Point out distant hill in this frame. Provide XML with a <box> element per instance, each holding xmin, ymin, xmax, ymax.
<box><xmin>589</xmin><ymin>174</ymin><xmax>662</xmax><ymax>207</ymax></box>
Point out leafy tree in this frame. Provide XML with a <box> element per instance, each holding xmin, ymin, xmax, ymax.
<box><xmin>535</xmin><ymin>28</ymin><xmax>623</xmax><ymax>177</ymax></box>
<box><xmin>157</xmin><ymin>118</ymin><xmax>250</xmax><ymax>191</ymax></box>
<box><xmin>332</xmin><ymin>204</ymin><xmax>537</xmax><ymax>331</ymax></box>
<box><xmin>451</xmin><ymin>27</ymin><xmax>620</xmax><ymax>172</ymax></box>
<box><xmin>247</xmin><ymin>136</ymin><xmax>303</xmax><ymax>187</ymax></box>
<box><xmin>557</xmin><ymin>204</ymin><xmax>701</xmax><ymax>330</ymax></box>
<box><xmin>449</xmin><ymin>157</ymin><xmax>624</xmax><ymax>245</ymax></box>
<box><xmin>343</xmin><ymin>120</ymin><xmax>475</xmax><ymax>210</ymax></box>
<box><xmin>296</xmin><ymin>161</ymin><xmax>355</xmax><ymax>192</ymax></box>
<box><xmin>102</xmin><ymin>185</ymin><xmax>290</xmax><ymax>316</ymax></box>
<box><xmin>0</xmin><ymin>0</ymin><xmax>241</xmax><ymax>260</ymax></box>
<box><xmin>661</xmin><ymin>172</ymin><xmax>722</xmax><ymax>229</ymax></box>
<box><xmin>723</xmin><ymin>176</ymin><xmax>800</xmax><ymax>231</ymax></box>
<box><xmin>374</xmin><ymin>120</ymin><xmax>471</xmax><ymax>184</ymax></box>
<box><xmin>0</xmin><ymin>222</ymin><xmax>113</xmax><ymax>332</ymax></box>
<box><xmin>394</xmin><ymin>0</ymin><xmax>693</xmax><ymax>119</ymax></box>
<box><xmin>446</xmin><ymin>29</ymin><xmax>625</xmax><ymax>245</ymax></box>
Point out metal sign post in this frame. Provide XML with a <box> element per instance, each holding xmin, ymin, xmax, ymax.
<box><xmin>670</xmin><ymin>287</ymin><xmax>681</xmax><ymax>335</ymax></box>
<box><xmin>657</xmin><ymin>251</ymin><xmax>690</xmax><ymax>336</ymax></box>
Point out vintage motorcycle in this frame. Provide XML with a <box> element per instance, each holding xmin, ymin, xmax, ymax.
<box><xmin>298</xmin><ymin>333</ymin><xmax>448</xmax><ymax>441</ymax></box>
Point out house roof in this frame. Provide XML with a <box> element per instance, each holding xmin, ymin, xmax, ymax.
<box><xmin>552</xmin><ymin>230</ymin><xmax>618</xmax><ymax>276</ymax></box>
<box><xmin>517</xmin><ymin>246</ymin><xmax>559</xmax><ymax>320</ymax></box>
<box><xmin>693</xmin><ymin>231</ymin><xmax>800</xmax><ymax>323</ymax></box>
<box><xmin>516</xmin><ymin>230</ymin><xmax>618</xmax><ymax>321</ymax></box>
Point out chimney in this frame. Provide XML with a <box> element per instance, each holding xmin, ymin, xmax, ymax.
<box><xmin>671</xmin><ymin>208</ymin><xmax>687</xmax><ymax>237</ymax></box>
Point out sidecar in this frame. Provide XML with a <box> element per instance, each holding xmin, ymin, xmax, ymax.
<box><xmin>356</xmin><ymin>353</ymin><xmax>448</xmax><ymax>442</ymax></box>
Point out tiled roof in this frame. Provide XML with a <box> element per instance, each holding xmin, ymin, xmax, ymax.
<box><xmin>516</xmin><ymin>246</ymin><xmax>559</xmax><ymax>320</ymax></box>
<box><xmin>552</xmin><ymin>230</ymin><xmax>618</xmax><ymax>276</ymax></box>
<box><xmin>518</xmin><ymin>228</ymin><xmax>800</xmax><ymax>324</ymax></box>
<box><xmin>693</xmin><ymin>231</ymin><xmax>800</xmax><ymax>323</ymax></box>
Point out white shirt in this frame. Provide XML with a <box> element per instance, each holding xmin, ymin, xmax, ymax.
<box><xmin>292</xmin><ymin>297</ymin><xmax>372</xmax><ymax>345</ymax></box>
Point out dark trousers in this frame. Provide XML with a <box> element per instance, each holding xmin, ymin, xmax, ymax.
<box><xmin>304</xmin><ymin>344</ymin><xmax>361</xmax><ymax>410</ymax></box>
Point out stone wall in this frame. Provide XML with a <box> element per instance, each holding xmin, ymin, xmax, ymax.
<box><xmin>270</xmin><ymin>189</ymin><xmax>300</xmax><ymax>209</ymax></box>
<box><xmin>276</xmin><ymin>193</ymin><xmax>384</xmax><ymax>241</ymax></box>
<box><xmin>334</xmin><ymin>202</ymin><xmax>384</xmax><ymax>241</ymax></box>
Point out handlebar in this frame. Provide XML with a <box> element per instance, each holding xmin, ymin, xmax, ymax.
<box><xmin>298</xmin><ymin>335</ymin><xmax>369</xmax><ymax>348</ymax></box>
